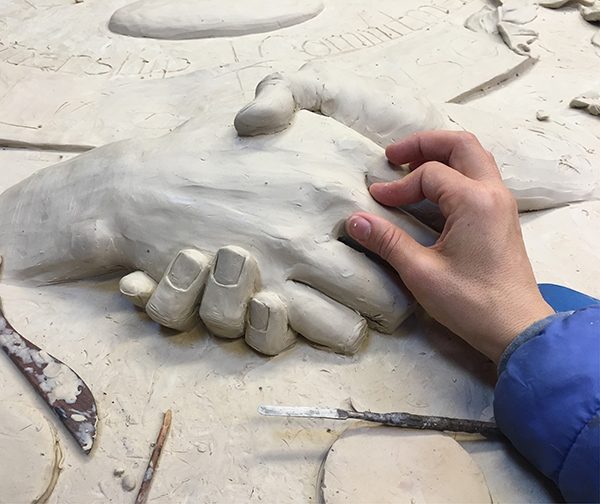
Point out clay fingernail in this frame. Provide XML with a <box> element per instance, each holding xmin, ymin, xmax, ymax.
<box><xmin>168</xmin><ymin>250</ymin><xmax>204</xmax><ymax>290</ymax></box>
<box><xmin>348</xmin><ymin>216</ymin><xmax>371</xmax><ymax>241</ymax></box>
<box><xmin>249</xmin><ymin>298</ymin><xmax>270</xmax><ymax>331</ymax></box>
<box><xmin>214</xmin><ymin>248</ymin><xmax>246</xmax><ymax>285</ymax></box>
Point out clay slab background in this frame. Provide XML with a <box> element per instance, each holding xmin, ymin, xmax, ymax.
<box><xmin>0</xmin><ymin>0</ymin><xmax>599</xmax><ymax>502</ymax></box>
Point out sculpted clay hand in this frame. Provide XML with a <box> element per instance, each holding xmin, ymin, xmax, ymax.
<box><xmin>234</xmin><ymin>62</ymin><xmax>446</xmax><ymax>146</ymax></box>
<box><xmin>121</xmin><ymin>247</ymin><xmax>297</xmax><ymax>355</ymax></box>
<box><xmin>236</xmin><ymin>64</ymin><xmax>598</xmax><ymax>211</ymax></box>
<box><xmin>0</xmin><ymin>111</ymin><xmax>437</xmax><ymax>355</ymax></box>
<box><xmin>347</xmin><ymin>131</ymin><xmax>555</xmax><ymax>364</ymax></box>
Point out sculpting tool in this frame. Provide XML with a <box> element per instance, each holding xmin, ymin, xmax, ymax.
<box><xmin>135</xmin><ymin>409</ymin><xmax>172</xmax><ymax>504</ymax></box>
<box><xmin>0</xmin><ymin>309</ymin><xmax>98</xmax><ymax>454</ymax></box>
<box><xmin>258</xmin><ymin>405</ymin><xmax>500</xmax><ymax>436</ymax></box>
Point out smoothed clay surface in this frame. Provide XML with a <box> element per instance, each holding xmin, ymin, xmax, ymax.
<box><xmin>320</xmin><ymin>428</ymin><xmax>492</xmax><ymax>504</ymax></box>
<box><xmin>109</xmin><ymin>0</ymin><xmax>324</xmax><ymax>40</ymax></box>
<box><xmin>0</xmin><ymin>404</ymin><xmax>62</xmax><ymax>503</ymax></box>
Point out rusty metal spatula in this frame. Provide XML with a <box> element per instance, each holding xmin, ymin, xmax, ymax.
<box><xmin>258</xmin><ymin>405</ymin><xmax>500</xmax><ymax>436</ymax></box>
<box><xmin>0</xmin><ymin>309</ymin><xmax>98</xmax><ymax>454</ymax></box>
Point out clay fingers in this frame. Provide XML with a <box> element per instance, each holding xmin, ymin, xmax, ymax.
<box><xmin>244</xmin><ymin>291</ymin><xmax>297</xmax><ymax>355</ymax></box>
<box><xmin>199</xmin><ymin>246</ymin><xmax>259</xmax><ymax>339</ymax></box>
<box><xmin>120</xmin><ymin>248</ymin><xmax>211</xmax><ymax>330</ymax></box>
<box><xmin>291</xmin><ymin>240</ymin><xmax>414</xmax><ymax>334</ymax></box>
<box><xmin>119</xmin><ymin>245</ymin><xmax>373</xmax><ymax>356</ymax></box>
<box><xmin>285</xmin><ymin>282</ymin><xmax>368</xmax><ymax>355</ymax></box>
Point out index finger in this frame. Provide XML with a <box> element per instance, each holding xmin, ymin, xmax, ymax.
<box><xmin>385</xmin><ymin>130</ymin><xmax>501</xmax><ymax>182</ymax></box>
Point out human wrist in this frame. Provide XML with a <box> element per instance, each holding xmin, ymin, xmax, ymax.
<box><xmin>488</xmin><ymin>297</ymin><xmax>555</xmax><ymax>365</ymax></box>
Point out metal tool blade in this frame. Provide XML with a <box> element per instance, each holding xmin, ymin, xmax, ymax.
<box><xmin>259</xmin><ymin>404</ymin><xmax>500</xmax><ymax>436</ymax></box>
<box><xmin>258</xmin><ymin>405</ymin><xmax>349</xmax><ymax>420</ymax></box>
<box><xmin>0</xmin><ymin>310</ymin><xmax>98</xmax><ymax>454</ymax></box>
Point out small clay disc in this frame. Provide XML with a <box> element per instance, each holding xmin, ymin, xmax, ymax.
<box><xmin>320</xmin><ymin>427</ymin><xmax>491</xmax><ymax>504</ymax></box>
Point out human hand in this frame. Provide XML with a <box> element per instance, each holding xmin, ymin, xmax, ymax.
<box><xmin>346</xmin><ymin>131</ymin><xmax>554</xmax><ymax>364</ymax></box>
<box><xmin>236</xmin><ymin>65</ymin><xmax>598</xmax><ymax>213</ymax></box>
<box><xmin>0</xmin><ymin>111</ymin><xmax>438</xmax><ymax>355</ymax></box>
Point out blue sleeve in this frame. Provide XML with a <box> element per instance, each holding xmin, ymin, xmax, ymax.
<box><xmin>494</xmin><ymin>305</ymin><xmax>600</xmax><ymax>503</ymax></box>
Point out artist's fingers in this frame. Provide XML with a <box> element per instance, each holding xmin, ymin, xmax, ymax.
<box><xmin>145</xmin><ymin>249</ymin><xmax>211</xmax><ymax>331</ymax></box>
<box><xmin>119</xmin><ymin>271</ymin><xmax>157</xmax><ymax>308</ymax></box>
<box><xmin>285</xmin><ymin>282</ymin><xmax>368</xmax><ymax>355</ymax></box>
<box><xmin>346</xmin><ymin>212</ymin><xmax>438</xmax><ymax>285</ymax></box>
<box><xmin>244</xmin><ymin>291</ymin><xmax>297</xmax><ymax>356</ymax></box>
<box><xmin>234</xmin><ymin>73</ymin><xmax>296</xmax><ymax>136</ymax></box>
<box><xmin>385</xmin><ymin>131</ymin><xmax>501</xmax><ymax>181</ymax></box>
<box><xmin>290</xmin><ymin>241</ymin><xmax>414</xmax><ymax>333</ymax></box>
<box><xmin>199</xmin><ymin>246</ymin><xmax>259</xmax><ymax>339</ymax></box>
<box><xmin>369</xmin><ymin>161</ymin><xmax>470</xmax><ymax>217</ymax></box>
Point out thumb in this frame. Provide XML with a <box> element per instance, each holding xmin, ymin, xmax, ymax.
<box><xmin>346</xmin><ymin>212</ymin><xmax>432</xmax><ymax>278</ymax></box>
<box><xmin>234</xmin><ymin>72</ymin><xmax>296</xmax><ymax>137</ymax></box>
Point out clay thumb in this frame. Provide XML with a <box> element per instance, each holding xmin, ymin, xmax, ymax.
<box><xmin>346</xmin><ymin>213</ymin><xmax>424</xmax><ymax>276</ymax></box>
<box><xmin>234</xmin><ymin>73</ymin><xmax>296</xmax><ymax>137</ymax></box>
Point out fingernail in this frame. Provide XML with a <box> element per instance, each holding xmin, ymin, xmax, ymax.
<box><xmin>249</xmin><ymin>298</ymin><xmax>270</xmax><ymax>331</ymax></box>
<box><xmin>348</xmin><ymin>216</ymin><xmax>372</xmax><ymax>241</ymax></box>
<box><xmin>214</xmin><ymin>248</ymin><xmax>246</xmax><ymax>285</ymax></box>
<box><xmin>168</xmin><ymin>250</ymin><xmax>204</xmax><ymax>290</ymax></box>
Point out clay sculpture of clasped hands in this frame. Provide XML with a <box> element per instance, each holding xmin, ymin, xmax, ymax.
<box><xmin>120</xmin><ymin>246</ymin><xmax>300</xmax><ymax>356</ymax></box>
<box><xmin>0</xmin><ymin>110</ymin><xmax>437</xmax><ymax>356</ymax></box>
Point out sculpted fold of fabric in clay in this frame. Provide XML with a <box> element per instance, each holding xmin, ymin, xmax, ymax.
<box><xmin>570</xmin><ymin>90</ymin><xmax>600</xmax><ymax>116</ymax></box>
<box><xmin>236</xmin><ymin>64</ymin><xmax>598</xmax><ymax>212</ymax></box>
<box><xmin>538</xmin><ymin>0</ymin><xmax>599</xmax><ymax>25</ymax></box>
<box><xmin>109</xmin><ymin>0</ymin><xmax>324</xmax><ymax>39</ymax></box>
<box><xmin>539</xmin><ymin>0</ymin><xmax>593</xmax><ymax>8</ymax></box>
<box><xmin>580</xmin><ymin>2</ymin><xmax>600</xmax><ymax>21</ymax></box>
<box><xmin>0</xmin><ymin>112</ymin><xmax>435</xmax><ymax>355</ymax></box>
<box><xmin>464</xmin><ymin>2</ymin><xmax>539</xmax><ymax>54</ymax></box>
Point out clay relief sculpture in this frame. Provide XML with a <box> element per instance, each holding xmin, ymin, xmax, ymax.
<box><xmin>109</xmin><ymin>0</ymin><xmax>324</xmax><ymax>39</ymax></box>
<box><xmin>1</xmin><ymin>64</ymin><xmax>596</xmax><ymax>357</ymax></box>
<box><xmin>464</xmin><ymin>0</ymin><xmax>539</xmax><ymax>54</ymax></box>
<box><xmin>235</xmin><ymin>63</ymin><xmax>598</xmax><ymax>213</ymax></box>
<box><xmin>0</xmin><ymin>110</ymin><xmax>436</xmax><ymax>356</ymax></box>
<box><xmin>539</xmin><ymin>0</ymin><xmax>600</xmax><ymax>28</ymax></box>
